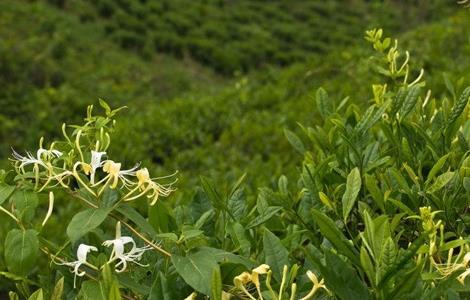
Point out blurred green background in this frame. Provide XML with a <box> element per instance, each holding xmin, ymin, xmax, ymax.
<box><xmin>1</xmin><ymin>0</ymin><xmax>469</xmax><ymax>192</ymax></box>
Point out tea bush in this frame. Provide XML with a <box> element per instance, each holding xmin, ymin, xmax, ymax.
<box><xmin>0</xmin><ymin>28</ymin><xmax>469</xmax><ymax>299</ymax></box>
<box><xmin>51</xmin><ymin>0</ymin><xmax>456</xmax><ymax>74</ymax></box>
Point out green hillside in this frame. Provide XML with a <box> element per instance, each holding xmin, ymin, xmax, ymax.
<box><xmin>54</xmin><ymin>0</ymin><xmax>456</xmax><ymax>74</ymax></box>
<box><xmin>1</xmin><ymin>1</ymin><xmax>470</xmax><ymax>298</ymax></box>
<box><xmin>1</xmin><ymin>0</ymin><xmax>469</xmax><ymax>190</ymax></box>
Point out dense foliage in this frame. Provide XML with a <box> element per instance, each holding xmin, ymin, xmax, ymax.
<box><xmin>0</xmin><ymin>1</ymin><xmax>469</xmax><ymax>299</ymax></box>
<box><xmin>50</xmin><ymin>0</ymin><xmax>455</xmax><ymax>74</ymax></box>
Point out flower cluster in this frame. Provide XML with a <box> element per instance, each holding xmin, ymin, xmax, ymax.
<box><xmin>57</xmin><ymin>222</ymin><xmax>151</xmax><ymax>288</ymax></box>
<box><xmin>11</xmin><ymin>130</ymin><xmax>176</xmax><ymax>205</ymax></box>
<box><xmin>233</xmin><ymin>264</ymin><xmax>328</xmax><ymax>300</ymax></box>
<box><xmin>411</xmin><ymin>207</ymin><xmax>470</xmax><ymax>284</ymax></box>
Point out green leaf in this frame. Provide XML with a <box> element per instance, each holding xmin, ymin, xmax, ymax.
<box><xmin>378</xmin><ymin>235</ymin><xmax>425</xmax><ymax>288</ymax></box>
<box><xmin>149</xmin><ymin>200</ymin><xmax>174</xmax><ymax>233</ymax></box>
<box><xmin>316</xmin><ymin>87</ymin><xmax>330</xmax><ymax>119</ymax></box>
<box><xmin>360</xmin><ymin>246</ymin><xmax>376</xmax><ymax>287</ymax></box>
<box><xmin>246</xmin><ymin>206</ymin><xmax>282</xmax><ymax>229</ymax></box>
<box><xmin>148</xmin><ymin>272</ymin><xmax>173</xmax><ymax>300</ymax></box>
<box><xmin>263</xmin><ymin>229</ymin><xmax>289</xmax><ymax>281</ymax></box>
<box><xmin>211</xmin><ymin>267</ymin><xmax>222</xmax><ymax>300</ymax></box>
<box><xmin>377</xmin><ymin>237</ymin><xmax>396</xmax><ymax>283</ymax></box>
<box><xmin>342</xmin><ymin>167</ymin><xmax>362</xmax><ymax>222</ymax></box>
<box><xmin>11</xmin><ymin>190</ymin><xmax>38</xmax><ymax>223</ymax></box>
<box><xmin>200</xmin><ymin>177</ymin><xmax>225</xmax><ymax>211</ymax></box>
<box><xmin>311</xmin><ymin>209</ymin><xmax>360</xmax><ymax>266</ymax></box>
<box><xmin>322</xmin><ymin>250</ymin><xmax>372</xmax><ymax>300</ymax></box>
<box><xmin>284</xmin><ymin>129</ymin><xmax>305</xmax><ymax>154</ymax></box>
<box><xmin>425</xmin><ymin>153</ymin><xmax>450</xmax><ymax>185</ymax></box>
<box><xmin>171</xmin><ymin>251</ymin><xmax>219</xmax><ymax>296</ymax></box>
<box><xmin>427</xmin><ymin>171</ymin><xmax>455</xmax><ymax>194</ymax></box>
<box><xmin>78</xmin><ymin>281</ymin><xmax>106</xmax><ymax>300</ymax></box>
<box><xmin>51</xmin><ymin>277</ymin><xmax>64</xmax><ymax>300</ymax></box>
<box><xmin>4</xmin><ymin>229</ymin><xmax>39</xmax><ymax>276</ymax></box>
<box><xmin>66</xmin><ymin>208</ymin><xmax>112</xmax><ymax>242</ymax></box>
<box><xmin>0</xmin><ymin>183</ymin><xmax>15</xmax><ymax>205</ymax></box>
<box><xmin>117</xmin><ymin>204</ymin><xmax>157</xmax><ymax>237</ymax></box>
<box><xmin>364</xmin><ymin>174</ymin><xmax>384</xmax><ymax>212</ymax></box>
<box><xmin>27</xmin><ymin>289</ymin><xmax>43</xmax><ymax>300</ymax></box>
<box><xmin>399</xmin><ymin>86</ymin><xmax>421</xmax><ymax>120</ymax></box>
<box><xmin>448</xmin><ymin>86</ymin><xmax>470</xmax><ymax>125</ymax></box>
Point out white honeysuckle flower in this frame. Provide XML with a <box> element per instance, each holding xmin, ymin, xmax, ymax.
<box><xmin>12</xmin><ymin>148</ymin><xmax>51</xmax><ymax>170</ymax></box>
<box><xmin>89</xmin><ymin>150</ymin><xmax>106</xmax><ymax>184</ymax></box>
<box><xmin>124</xmin><ymin>167</ymin><xmax>176</xmax><ymax>205</ymax></box>
<box><xmin>58</xmin><ymin>244</ymin><xmax>97</xmax><ymax>288</ymax></box>
<box><xmin>102</xmin><ymin>222</ymin><xmax>151</xmax><ymax>273</ymax></box>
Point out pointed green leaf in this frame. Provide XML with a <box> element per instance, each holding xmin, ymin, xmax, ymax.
<box><xmin>427</xmin><ymin>171</ymin><xmax>455</xmax><ymax>194</ymax></box>
<box><xmin>342</xmin><ymin>167</ymin><xmax>362</xmax><ymax>222</ymax></box>
<box><xmin>311</xmin><ymin>209</ymin><xmax>360</xmax><ymax>266</ymax></box>
<box><xmin>66</xmin><ymin>208</ymin><xmax>112</xmax><ymax>242</ymax></box>
<box><xmin>284</xmin><ymin>129</ymin><xmax>305</xmax><ymax>154</ymax></box>
<box><xmin>263</xmin><ymin>229</ymin><xmax>289</xmax><ymax>281</ymax></box>
<box><xmin>211</xmin><ymin>267</ymin><xmax>222</xmax><ymax>300</ymax></box>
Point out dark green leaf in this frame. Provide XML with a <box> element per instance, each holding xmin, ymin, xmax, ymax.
<box><xmin>311</xmin><ymin>209</ymin><xmax>360</xmax><ymax>266</ymax></box>
<box><xmin>263</xmin><ymin>229</ymin><xmax>289</xmax><ymax>281</ymax></box>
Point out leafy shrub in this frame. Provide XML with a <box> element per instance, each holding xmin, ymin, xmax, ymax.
<box><xmin>1</xmin><ymin>29</ymin><xmax>469</xmax><ymax>299</ymax></box>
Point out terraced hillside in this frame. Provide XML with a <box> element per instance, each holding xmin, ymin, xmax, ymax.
<box><xmin>51</xmin><ymin>0</ymin><xmax>455</xmax><ymax>74</ymax></box>
<box><xmin>0</xmin><ymin>0</ymin><xmax>468</xmax><ymax>190</ymax></box>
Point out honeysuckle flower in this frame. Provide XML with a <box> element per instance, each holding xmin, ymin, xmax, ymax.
<box><xmin>87</xmin><ymin>150</ymin><xmax>106</xmax><ymax>184</ymax></box>
<box><xmin>124</xmin><ymin>167</ymin><xmax>176</xmax><ymax>205</ymax></box>
<box><xmin>252</xmin><ymin>264</ymin><xmax>270</xmax><ymax>300</ymax></box>
<box><xmin>234</xmin><ymin>272</ymin><xmax>256</xmax><ymax>300</ymax></box>
<box><xmin>299</xmin><ymin>271</ymin><xmax>329</xmax><ymax>300</ymax></box>
<box><xmin>102</xmin><ymin>222</ymin><xmax>151</xmax><ymax>273</ymax></box>
<box><xmin>57</xmin><ymin>244</ymin><xmax>97</xmax><ymax>288</ymax></box>
<box><xmin>41</xmin><ymin>192</ymin><xmax>54</xmax><ymax>227</ymax></box>
<box><xmin>95</xmin><ymin>160</ymin><xmax>139</xmax><ymax>193</ymax></box>
<box><xmin>11</xmin><ymin>148</ymin><xmax>58</xmax><ymax>170</ymax></box>
<box><xmin>457</xmin><ymin>252</ymin><xmax>470</xmax><ymax>285</ymax></box>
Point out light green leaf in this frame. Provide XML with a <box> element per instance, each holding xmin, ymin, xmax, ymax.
<box><xmin>427</xmin><ymin>171</ymin><xmax>455</xmax><ymax>194</ymax></box>
<box><xmin>4</xmin><ymin>229</ymin><xmax>39</xmax><ymax>276</ymax></box>
<box><xmin>211</xmin><ymin>267</ymin><xmax>222</xmax><ymax>300</ymax></box>
<box><xmin>66</xmin><ymin>208</ymin><xmax>112</xmax><ymax>242</ymax></box>
<box><xmin>284</xmin><ymin>129</ymin><xmax>305</xmax><ymax>154</ymax></box>
<box><xmin>448</xmin><ymin>86</ymin><xmax>470</xmax><ymax>125</ymax></box>
<box><xmin>342</xmin><ymin>167</ymin><xmax>362</xmax><ymax>222</ymax></box>
<box><xmin>27</xmin><ymin>289</ymin><xmax>43</xmax><ymax>300</ymax></box>
<box><xmin>425</xmin><ymin>153</ymin><xmax>450</xmax><ymax>185</ymax></box>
